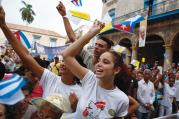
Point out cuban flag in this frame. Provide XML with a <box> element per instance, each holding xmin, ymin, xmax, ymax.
<box><xmin>14</xmin><ymin>31</ymin><xmax>31</xmax><ymax>49</ymax></box>
<box><xmin>0</xmin><ymin>74</ymin><xmax>26</xmax><ymax>105</ymax></box>
<box><xmin>121</xmin><ymin>15</ymin><xmax>144</xmax><ymax>32</ymax></box>
<box><xmin>71</xmin><ymin>0</ymin><xmax>82</xmax><ymax>7</ymax></box>
<box><xmin>113</xmin><ymin>24</ymin><xmax>131</xmax><ymax>33</ymax></box>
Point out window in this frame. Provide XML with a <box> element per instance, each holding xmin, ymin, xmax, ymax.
<box><xmin>144</xmin><ymin>0</ymin><xmax>156</xmax><ymax>8</ymax></box>
<box><xmin>108</xmin><ymin>8</ymin><xmax>115</xmax><ymax>21</ymax></box>
<box><xmin>144</xmin><ymin>0</ymin><xmax>157</xmax><ymax>16</ymax></box>
<box><xmin>32</xmin><ymin>35</ymin><xmax>41</xmax><ymax>49</ymax></box>
<box><xmin>144</xmin><ymin>0</ymin><xmax>149</xmax><ymax>8</ymax></box>
<box><xmin>49</xmin><ymin>38</ymin><xmax>57</xmax><ymax>47</ymax></box>
<box><xmin>102</xmin><ymin>0</ymin><xmax>107</xmax><ymax>3</ymax></box>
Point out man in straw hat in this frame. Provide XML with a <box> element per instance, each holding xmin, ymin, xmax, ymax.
<box><xmin>30</xmin><ymin>93</ymin><xmax>71</xmax><ymax>119</ymax></box>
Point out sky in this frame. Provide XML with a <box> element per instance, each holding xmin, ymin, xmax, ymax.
<box><xmin>1</xmin><ymin>0</ymin><xmax>103</xmax><ymax>36</ymax></box>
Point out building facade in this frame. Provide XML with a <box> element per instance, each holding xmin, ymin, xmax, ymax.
<box><xmin>0</xmin><ymin>23</ymin><xmax>66</xmax><ymax>55</ymax></box>
<box><xmin>101</xmin><ymin>0</ymin><xmax>179</xmax><ymax>70</ymax></box>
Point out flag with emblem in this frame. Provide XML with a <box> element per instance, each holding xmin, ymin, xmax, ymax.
<box><xmin>121</xmin><ymin>15</ymin><xmax>144</xmax><ymax>32</ymax></box>
<box><xmin>113</xmin><ymin>24</ymin><xmax>131</xmax><ymax>33</ymax></box>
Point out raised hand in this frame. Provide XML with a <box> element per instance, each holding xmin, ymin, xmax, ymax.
<box><xmin>0</xmin><ymin>6</ymin><xmax>6</xmax><ymax>27</ymax></box>
<box><xmin>56</xmin><ymin>1</ymin><xmax>66</xmax><ymax>17</ymax></box>
<box><xmin>88</xmin><ymin>20</ymin><xmax>105</xmax><ymax>35</ymax></box>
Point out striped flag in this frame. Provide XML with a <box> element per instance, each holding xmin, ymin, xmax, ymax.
<box><xmin>71</xmin><ymin>0</ymin><xmax>82</xmax><ymax>7</ymax></box>
<box><xmin>14</xmin><ymin>31</ymin><xmax>31</xmax><ymax>49</ymax></box>
<box><xmin>0</xmin><ymin>74</ymin><xmax>26</xmax><ymax>105</ymax></box>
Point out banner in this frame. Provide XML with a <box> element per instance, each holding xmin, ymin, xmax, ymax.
<box><xmin>35</xmin><ymin>42</ymin><xmax>68</xmax><ymax>58</ymax></box>
<box><xmin>139</xmin><ymin>16</ymin><xmax>148</xmax><ymax>47</ymax></box>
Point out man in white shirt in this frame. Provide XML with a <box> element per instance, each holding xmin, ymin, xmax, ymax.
<box><xmin>159</xmin><ymin>76</ymin><xmax>177</xmax><ymax>116</ymax></box>
<box><xmin>137</xmin><ymin>69</ymin><xmax>155</xmax><ymax>119</ymax></box>
<box><xmin>175</xmin><ymin>72</ymin><xmax>179</xmax><ymax>109</ymax></box>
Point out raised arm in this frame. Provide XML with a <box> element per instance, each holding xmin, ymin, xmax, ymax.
<box><xmin>0</xmin><ymin>6</ymin><xmax>43</xmax><ymax>78</ymax></box>
<box><xmin>62</xmin><ymin>21</ymin><xmax>104</xmax><ymax>79</ymax></box>
<box><xmin>56</xmin><ymin>1</ymin><xmax>76</xmax><ymax>43</ymax></box>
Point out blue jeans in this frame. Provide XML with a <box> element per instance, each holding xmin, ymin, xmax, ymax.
<box><xmin>136</xmin><ymin>111</ymin><xmax>151</xmax><ymax>119</ymax></box>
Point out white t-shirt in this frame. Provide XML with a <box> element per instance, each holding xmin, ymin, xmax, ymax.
<box><xmin>40</xmin><ymin>69</ymin><xmax>82</xmax><ymax>112</ymax></box>
<box><xmin>62</xmin><ymin>70</ymin><xmax>129</xmax><ymax>119</ymax></box>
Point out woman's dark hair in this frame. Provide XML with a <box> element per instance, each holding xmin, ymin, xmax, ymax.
<box><xmin>108</xmin><ymin>50</ymin><xmax>131</xmax><ymax>95</ymax></box>
<box><xmin>0</xmin><ymin>62</ymin><xmax>6</xmax><ymax>80</ymax></box>
<box><xmin>21</xmin><ymin>80</ymin><xmax>35</xmax><ymax>94</ymax></box>
<box><xmin>129</xmin><ymin>64</ymin><xmax>135</xmax><ymax>71</ymax></box>
<box><xmin>13</xmin><ymin>65</ymin><xmax>26</xmax><ymax>76</ymax></box>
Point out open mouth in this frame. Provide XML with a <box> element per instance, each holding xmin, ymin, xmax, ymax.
<box><xmin>95</xmin><ymin>69</ymin><xmax>103</xmax><ymax>74</ymax></box>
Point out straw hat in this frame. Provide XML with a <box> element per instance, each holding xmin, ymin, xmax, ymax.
<box><xmin>31</xmin><ymin>94</ymin><xmax>71</xmax><ymax>113</ymax></box>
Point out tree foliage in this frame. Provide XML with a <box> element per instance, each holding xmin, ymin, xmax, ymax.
<box><xmin>19</xmin><ymin>1</ymin><xmax>35</xmax><ymax>24</ymax></box>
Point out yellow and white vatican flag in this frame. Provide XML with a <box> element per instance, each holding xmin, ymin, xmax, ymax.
<box><xmin>112</xmin><ymin>45</ymin><xmax>125</xmax><ymax>53</ymax></box>
<box><xmin>131</xmin><ymin>59</ymin><xmax>140</xmax><ymax>69</ymax></box>
<box><xmin>67</xmin><ymin>10</ymin><xmax>91</xmax><ymax>25</ymax></box>
<box><xmin>69</xmin><ymin>10</ymin><xmax>90</xmax><ymax>20</ymax></box>
<box><xmin>100</xmin><ymin>12</ymin><xmax>113</xmax><ymax>32</ymax></box>
<box><xmin>139</xmin><ymin>16</ymin><xmax>148</xmax><ymax>47</ymax></box>
<box><xmin>67</xmin><ymin>11</ymin><xmax>82</xmax><ymax>25</ymax></box>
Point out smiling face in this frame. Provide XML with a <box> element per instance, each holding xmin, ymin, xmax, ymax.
<box><xmin>95</xmin><ymin>52</ymin><xmax>120</xmax><ymax>81</ymax></box>
<box><xmin>59</xmin><ymin>62</ymin><xmax>73</xmax><ymax>76</ymax></box>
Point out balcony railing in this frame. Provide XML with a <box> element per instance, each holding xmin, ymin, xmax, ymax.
<box><xmin>151</xmin><ymin>0</ymin><xmax>179</xmax><ymax>16</ymax></box>
<box><xmin>114</xmin><ymin>0</ymin><xmax>179</xmax><ymax>24</ymax></box>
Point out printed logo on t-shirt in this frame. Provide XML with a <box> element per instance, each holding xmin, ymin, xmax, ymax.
<box><xmin>108</xmin><ymin>109</ymin><xmax>116</xmax><ymax>117</ymax></box>
<box><xmin>82</xmin><ymin>101</ymin><xmax>106</xmax><ymax>119</ymax></box>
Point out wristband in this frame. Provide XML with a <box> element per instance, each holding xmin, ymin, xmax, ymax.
<box><xmin>62</xmin><ymin>15</ymin><xmax>68</xmax><ymax>19</ymax></box>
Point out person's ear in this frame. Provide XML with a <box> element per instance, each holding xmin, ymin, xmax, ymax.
<box><xmin>114</xmin><ymin>66</ymin><xmax>121</xmax><ymax>75</ymax></box>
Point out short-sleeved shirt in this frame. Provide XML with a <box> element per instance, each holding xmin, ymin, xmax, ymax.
<box><xmin>40</xmin><ymin>69</ymin><xmax>82</xmax><ymax>112</ymax></box>
<box><xmin>62</xmin><ymin>70</ymin><xmax>129</xmax><ymax>119</ymax></box>
<box><xmin>80</xmin><ymin>48</ymin><xmax>94</xmax><ymax>71</ymax></box>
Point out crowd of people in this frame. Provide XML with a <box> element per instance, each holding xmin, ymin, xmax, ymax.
<box><xmin>0</xmin><ymin>2</ymin><xmax>179</xmax><ymax>119</ymax></box>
